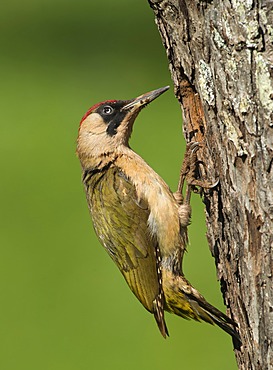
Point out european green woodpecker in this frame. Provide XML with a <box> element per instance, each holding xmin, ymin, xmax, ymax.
<box><xmin>76</xmin><ymin>86</ymin><xmax>240</xmax><ymax>342</ymax></box>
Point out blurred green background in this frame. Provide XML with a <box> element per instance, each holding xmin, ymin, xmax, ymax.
<box><xmin>0</xmin><ymin>1</ymin><xmax>237</xmax><ymax>369</ymax></box>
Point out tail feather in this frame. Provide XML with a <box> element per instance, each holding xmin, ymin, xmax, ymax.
<box><xmin>163</xmin><ymin>271</ymin><xmax>241</xmax><ymax>346</ymax></box>
<box><xmin>189</xmin><ymin>295</ymin><xmax>241</xmax><ymax>344</ymax></box>
<box><xmin>153</xmin><ymin>298</ymin><xmax>169</xmax><ymax>338</ymax></box>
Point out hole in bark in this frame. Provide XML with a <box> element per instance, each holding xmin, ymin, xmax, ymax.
<box><xmin>188</xmin><ymin>129</ymin><xmax>199</xmax><ymax>141</ymax></box>
<box><xmin>267</xmin><ymin>157</ymin><xmax>273</xmax><ymax>173</ymax></box>
<box><xmin>203</xmin><ymin>194</ymin><xmax>211</xmax><ymax>215</ymax></box>
<box><xmin>235</xmin><ymin>264</ymin><xmax>241</xmax><ymax>284</ymax></box>
<box><xmin>220</xmin><ymin>277</ymin><xmax>228</xmax><ymax>296</ymax></box>
<box><xmin>234</xmin><ymin>154</ymin><xmax>247</xmax><ymax>169</ymax></box>
<box><xmin>199</xmin><ymin>124</ymin><xmax>205</xmax><ymax>135</ymax></box>
<box><xmin>213</xmin><ymin>240</ymin><xmax>220</xmax><ymax>264</ymax></box>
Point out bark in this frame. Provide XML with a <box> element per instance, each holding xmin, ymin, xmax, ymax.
<box><xmin>148</xmin><ymin>1</ymin><xmax>273</xmax><ymax>369</ymax></box>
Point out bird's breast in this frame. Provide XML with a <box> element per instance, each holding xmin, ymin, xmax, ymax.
<box><xmin>115</xmin><ymin>152</ymin><xmax>182</xmax><ymax>257</ymax></box>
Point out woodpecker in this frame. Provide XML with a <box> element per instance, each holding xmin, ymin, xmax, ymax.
<box><xmin>76</xmin><ymin>86</ymin><xmax>240</xmax><ymax>342</ymax></box>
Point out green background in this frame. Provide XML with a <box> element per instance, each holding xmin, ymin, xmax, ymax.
<box><xmin>1</xmin><ymin>1</ymin><xmax>237</xmax><ymax>369</ymax></box>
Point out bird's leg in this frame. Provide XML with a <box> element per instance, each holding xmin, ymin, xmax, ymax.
<box><xmin>173</xmin><ymin>142</ymin><xmax>218</xmax><ymax>227</ymax></box>
<box><xmin>173</xmin><ymin>142</ymin><xmax>198</xmax><ymax>227</ymax></box>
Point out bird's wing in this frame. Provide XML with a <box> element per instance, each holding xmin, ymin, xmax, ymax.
<box><xmin>84</xmin><ymin>166</ymin><xmax>163</xmax><ymax>315</ymax></box>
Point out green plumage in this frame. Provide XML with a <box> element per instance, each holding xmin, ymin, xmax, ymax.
<box><xmin>84</xmin><ymin>165</ymin><xmax>162</xmax><ymax>314</ymax></box>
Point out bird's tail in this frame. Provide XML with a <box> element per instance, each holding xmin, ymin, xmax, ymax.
<box><xmin>163</xmin><ymin>270</ymin><xmax>241</xmax><ymax>346</ymax></box>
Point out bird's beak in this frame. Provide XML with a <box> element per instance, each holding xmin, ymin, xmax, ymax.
<box><xmin>121</xmin><ymin>86</ymin><xmax>169</xmax><ymax>112</ymax></box>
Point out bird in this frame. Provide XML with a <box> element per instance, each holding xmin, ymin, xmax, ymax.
<box><xmin>76</xmin><ymin>86</ymin><xmax>240</xmax><ymax>343</ymax></box>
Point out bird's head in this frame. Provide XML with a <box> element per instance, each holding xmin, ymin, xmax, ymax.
<box><xmin>76</xmin><ymin>86</ymin><xmax>169</xmax><ymax>162</ymax></box>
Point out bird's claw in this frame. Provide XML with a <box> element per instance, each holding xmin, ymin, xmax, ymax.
<box><xmin>176</xmin><ymin>141</ymin><xmax>218</xmax><ymax>205</ymax></box>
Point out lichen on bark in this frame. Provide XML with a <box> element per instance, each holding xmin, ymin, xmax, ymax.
<box><xmin>148</xmin><ymin>1</ymin><xmax>273</xmax><ymax>369</ymax></box>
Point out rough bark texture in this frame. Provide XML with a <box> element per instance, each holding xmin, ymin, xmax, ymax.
<box><xmin>148</xmin><ymin>1</ymin><xmax>273</xmax><ymax>369</ymax></box>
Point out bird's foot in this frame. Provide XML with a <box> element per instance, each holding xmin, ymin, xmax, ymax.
<box><xmin>175</xmin><ymin>141</ymin><xmax>218</xmax><ymax>206</ymax></box>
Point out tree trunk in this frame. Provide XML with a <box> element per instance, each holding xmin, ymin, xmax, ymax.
<box><xmin>148</xmin><ymin>1</ymin><xmax>273</xmax><ymax>369</ymax></box>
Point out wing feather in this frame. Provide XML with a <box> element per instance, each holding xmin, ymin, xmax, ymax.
<box><xmin>85</xmin><ymin>166</ymin><xmax>160</xmax><ymax>313</ymax></box>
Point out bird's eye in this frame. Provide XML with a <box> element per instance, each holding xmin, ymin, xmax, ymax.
<box><xmin>103</xmin><ymin>106</ymin><xmax>114</xmax><ymax>115</ymax></box>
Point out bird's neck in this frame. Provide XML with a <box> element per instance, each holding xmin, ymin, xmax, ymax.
<box><xmin>77</xmin><ymin>145</ymin><xmax>137</xmax><ymax>173</ymax></box>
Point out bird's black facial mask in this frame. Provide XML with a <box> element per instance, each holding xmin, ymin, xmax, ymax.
<box><xmin>96</xmin><ymin>101</ymin><xmax>129</xmax><ymax>136</ymax></box>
